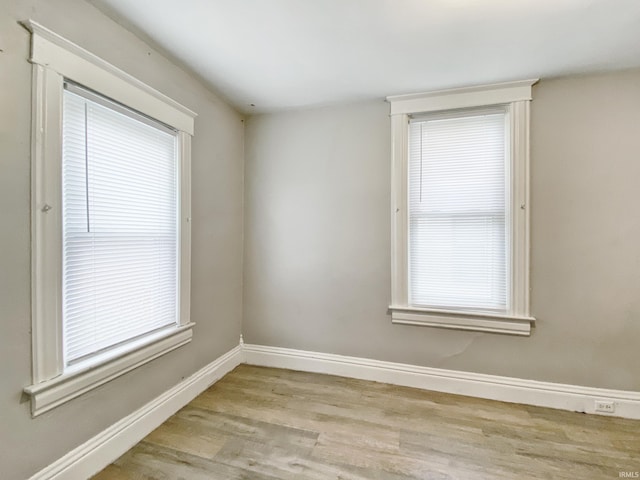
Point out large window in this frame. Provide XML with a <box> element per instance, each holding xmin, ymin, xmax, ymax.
<box><xmin>388</xmin><ymin>81</ymin><xmax>536</xmax><ymax>336</ymax></box>
<box><xmin>24</xmin><ymin>21</ymin><xmax>196</xmax><ymax>416</ymax></box>
<box><xmin>62</xmin><ymin>83</ymin><xmax>180</xmax><ymax>365</ymax></box>
<box><xmin>408</xmin><ymin>108</ymin><xmax>508</xmax><ymax>311</ymax></box>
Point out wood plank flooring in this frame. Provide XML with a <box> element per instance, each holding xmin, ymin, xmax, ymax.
<box><xmin>93</xmin><ymin>365</ymin><xmax>640</xmax><ymax>479</ymax></box>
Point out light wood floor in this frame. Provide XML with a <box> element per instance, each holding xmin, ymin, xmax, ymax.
<box><xmin>94</xmin><ymin>365</ymin><xmax>640</xmax><ymax>480</ymax></box>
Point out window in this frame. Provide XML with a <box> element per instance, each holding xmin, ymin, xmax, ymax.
<box><xmin>387</xmin><ymin>81</ymin><xmax>536</xmax><ymax>336</ymax></box>
<box><xmin>409</xmin><ymin>107</ymin><xmax>508</xmax><ymax>311</ymax></box>
<box><xmin>62</xmin><ymin>83</ymin><xmax>180</xmax><ymax>364</ymax></box>
<box><xmin>24</xmin><ymin>21</ymin><xmax>196</xmax><ymax>416</ymax></box>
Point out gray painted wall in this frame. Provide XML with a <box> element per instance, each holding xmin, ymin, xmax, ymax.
<box><xmin>0</xmin><ymin>1</ymin><xmax>244</xmax><ymax>478</ymax></box>
<box><xmin>244</xmin><ymin>70</ymin><xmax>640</xmax><ymax>393</ymax></box>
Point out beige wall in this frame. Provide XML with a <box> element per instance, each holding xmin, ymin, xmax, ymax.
<box><xmin>0</xmin><ymin>1</ymin><xmax>244</xmax><ymax>478</ymax></box>
<box><xmin>244</xmin><ymin>70</ymin><xmax>640</xmax><ymax>393</ymax></box>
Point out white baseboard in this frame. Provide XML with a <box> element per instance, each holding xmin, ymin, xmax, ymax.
<box><xmin>30</xmin><ymin>341</ymin><xmax>640</xmax><ymax>479</ymax></box>
<box><xmin>29</xmin><ymin>345</ymin><xmax>243</xmax><ymax>480</ymax></box>
<box><xmin>243</xmin><ymin>344</ymin><xmax>640</xmax><ymax>420</ymax></box>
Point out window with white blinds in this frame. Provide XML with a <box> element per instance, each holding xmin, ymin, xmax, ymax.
<box><xmin>62</xmin><ymin>83</ymin><xmax>179</xmax><ymax>365</ymax></box>
<box><xmin>26</xmin><ymin>24</ymin><xmax>195</xmax><ymax>415</ymax></box>
<box><xmin>388</xmin><ymin>81</ymin><xmax>534</xmax><ymax>335</ymax></box>
<box><xmin>408</xmin><ymin>108</ymin><xmax>509</xmax><ymax>312</ymax></box>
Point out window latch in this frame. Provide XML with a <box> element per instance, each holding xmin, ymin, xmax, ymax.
<box><xmin>41</xmin><ymin>204</ymin><xmax>52</xmax><ymax>213</ymax></box>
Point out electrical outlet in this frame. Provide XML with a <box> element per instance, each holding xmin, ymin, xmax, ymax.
<box><xmin>595</xmin><ymin>400</ymin><xmax>615</xmax><ymax>413</ymax></box>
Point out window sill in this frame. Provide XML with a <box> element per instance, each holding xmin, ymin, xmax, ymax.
<box><xmin>389</xmin><ymin>306</ymin><xmax>534</xmax><ymax>336</ymax></box>
<box><xmin>24</xmin><ymin>323</ymin><xmax>194</xmax><ymax>417</ymax></box>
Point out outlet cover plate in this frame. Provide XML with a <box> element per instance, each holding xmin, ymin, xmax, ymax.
<box><xmin>595</xmin><ymin>400</ymin><xmax>615</xmax><ymax>413</ymax></box>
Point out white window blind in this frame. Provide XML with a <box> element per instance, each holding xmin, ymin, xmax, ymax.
<box><xmin>408</xmin><ymin>108</ymin><xmax>509</xmax><ymax>312</ymax></box>
<box><xmin>62</xmin><ymin>83</ymin><xmax>179</xmax><ymax>365</ymax></box>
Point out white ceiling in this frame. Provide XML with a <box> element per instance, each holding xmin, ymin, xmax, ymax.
<box><xmin>91</xmin><ymin>0</ymin><xmax>640</xmax><ymax>114</ymax></box>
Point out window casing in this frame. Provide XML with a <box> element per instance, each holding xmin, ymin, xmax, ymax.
<box><xmin>23</xmin><ymin>21</ymin><xmax>196</xmax><ymax>416</ymax></box>
<box><xmin>388</xmin><ymin>81</ymin><xmax>536</xmax><ymax>336</ymax></box>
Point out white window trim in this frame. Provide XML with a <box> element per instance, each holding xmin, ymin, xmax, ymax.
<box><xmin>387</xmin><ymin>80</ymin><xmax>537</xmax><ymax>336</ymax></box>
<box><xmin>23</xmin><ymin>20</ymin><xmax>196</xmax><ymax>416</ymax></box>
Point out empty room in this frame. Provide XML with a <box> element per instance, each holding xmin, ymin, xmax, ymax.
<box><xmin>2</xmin><ymin>0</ymin><xmax>640</xmax><ymax>478</ymax></box>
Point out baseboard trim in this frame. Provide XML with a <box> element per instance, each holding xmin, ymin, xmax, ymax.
<box><xmin>30</xmin><ymin>341</ymin><xmax>640</xmax><ymax>479</ymax></box>
<box><xmin>29</xmin><ymin>344</ymin><xmax>243</xmax><ymax>480</ymax></box>
<box><xmin>243</xmin><ymin>344</ymin><xmax>640</xmax><ymax>420</ymax></box>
